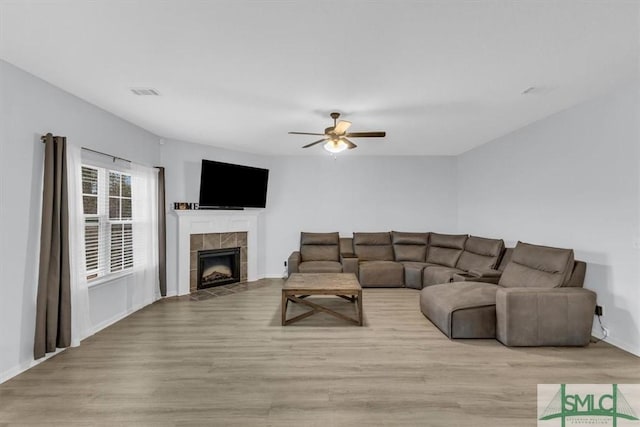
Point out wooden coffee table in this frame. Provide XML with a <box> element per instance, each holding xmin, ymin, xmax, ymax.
<box><xmin>282</xmin><ymin>273</ymin><xmax>363</xmax><ymax>326</ymax></box>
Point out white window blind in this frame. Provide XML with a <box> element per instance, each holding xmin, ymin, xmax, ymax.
<box><xmin>81</xmin><ymin>165</ymin><xmax>133</xmax><ymax>281</ymax></box>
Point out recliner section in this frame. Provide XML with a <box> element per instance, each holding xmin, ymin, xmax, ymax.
<box><xmin>353</xmin><ymin>232</ymin><xmax>404</xmax><ymax>287</ymax></box>
<box><xmin>288</xmin><ymin>232</ymin><xmax>343</xmax><ymax>275</ymax></box>
<box><xmin>423</xmin><ymin>234</ymin><xmax>505</xmax><ymax>287</ymax></box>
<box><xmin>420</xmin><ymin>241</ymin><xmax>595</xmax><ymax>347</ymax></box>
<box><xmin>391</xmin><ymin>231</ymin><xmax>430</xmax><ymax>290</ymax></box>
<box><xmin>426</xmin><ymin>233</ymin><xmax>467</xmax><ymax>267</ymax></box>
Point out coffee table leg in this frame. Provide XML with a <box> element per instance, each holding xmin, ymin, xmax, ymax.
<box><xmin>357</xmin><ymin>290</ymin><xmax>363</xmax><ymax>326</ymax></box>
<box><xmin>281</xmin><ymin>291</ymin><xmax>288</xmax><ymax>325</ymax></box>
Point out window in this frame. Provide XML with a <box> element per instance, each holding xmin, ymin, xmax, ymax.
<box><xmin>82</xmin><ymin>165</ymin><xmax>133</xmax><ymax>281</ymax></box>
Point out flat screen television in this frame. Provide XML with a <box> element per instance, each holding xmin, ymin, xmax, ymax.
<box><xmin>198</xmin><ymin>159</ymin><xmax>269</xmax><ymax>209</ymax></box>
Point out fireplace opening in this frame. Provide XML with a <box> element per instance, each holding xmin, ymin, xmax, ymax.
<box><xmin>197</xmin><ymin>247</ymin><xmax>241</xmax><ymax>289</ymax></box>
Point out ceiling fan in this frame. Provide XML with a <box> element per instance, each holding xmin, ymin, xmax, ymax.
<box><xmin>288</xmin><ymin>112</ymin><xmax>386</xmax><ymax>153</ymax></box>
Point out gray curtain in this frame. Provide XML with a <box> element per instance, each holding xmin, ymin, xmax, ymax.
<box><xmin>34</xmin><ymin>133</ymin><xmax>71</xmax><ymax>359</ymax></box>
<box><xmin>157</xmin><ymin>166</ymin><xmax>167</xmax><ymax>296</ymax></box>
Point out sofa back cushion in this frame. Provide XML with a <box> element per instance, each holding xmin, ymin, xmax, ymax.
<box><xmin>565</xmin><ymin>260</ymin><xmax>586</xmax><ymax>288</ymax></box>
<box><xmin>391</xmin><ymin>231</ymin><xmax>429</xmax><ymax>262</ymax></box>
<box><xmin>340</xmin><ymin>237</ymin><xmax>354</xmax><ymax>255</ymax></box>
<box><xmin>426</xmin><ymin>233</ymin><xmax>468</xmax><ymax>267</ymax></box>
<box><xmin>353</xmin><ymin>232</ymin><xmax>394</xmax><ymax>261</ymax></box>
<box><xmin>456</xmin><ymin>235</ymin><xmax>505</xmax><ymax>271</ymax></box>
<box><xmin>300</xmin><ymin>232</ymin><xmax>340</xmax><ymax>262</ymax></box>
<box><xmin>497</xmin><ymin>248</ymin><xmax>513</xmax><ymax>271</ymax></box>
<box><xmin>498</xmin><ymin>241</ymin><xmax>574</xmax><ymax>288</ymax></box>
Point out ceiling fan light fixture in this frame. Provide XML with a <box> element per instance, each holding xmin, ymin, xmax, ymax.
<box><xmin>324</xmin><ymin>139</ymin><xmax>348</xmax><ymax>153</ymax></box>
<box><xmin>290</xmin><ymin>111</ymin><xmax>386</xmax><ymax>152</ymax></box>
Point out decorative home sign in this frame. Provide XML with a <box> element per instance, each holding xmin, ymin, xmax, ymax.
<box><xmin>173</xmin><ymin>202</ymin><xmax>198</xmax><ymax>210</ymax></box>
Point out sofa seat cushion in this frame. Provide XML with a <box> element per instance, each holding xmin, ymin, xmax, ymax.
<box><xmin>420</xmin><ymin>282</ymin><xmax>500</xmax><ymax>338</ymax></box>
<box><xmin>401</xmin><ymin>262</ymin><xmax>430</xmax><ymax>290</ymax></box>
<box><xmin>358</xmin><ymin>261</ymin><xmax>404</xmax><ymax>287</ymax></box>
<box><xmin>298</xmin><ymin>261</ymin><xmax>343</xmax><ymax>273</ymax></box>
<box><xmin>422</xmin><ymin>266</ymin><xmax>465</xmax><ymax>287</ymax></box>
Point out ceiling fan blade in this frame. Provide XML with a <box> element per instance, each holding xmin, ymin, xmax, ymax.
<box><xmin>343</xmin><ymin>138</ymin><xmax>357</xmax><ymax>149</ymax></box>
<box><xmin>289</xmin><ymin>131</ymin><xmax>326</xmax><ymax>136</ymax></box>
<box><xmin>345</xmin><ymin>131</ymin><xmax>386</xmax><ymax>138</ymax></box>
<box><xmin>302</xmin><ymin>138</ymin><xmax>328</xmax><ymax>148</ymax></box>
<box><xmin>333</xmin><ymin>120</ymin><xmax>352</xmax><ymax>135</ymax></box>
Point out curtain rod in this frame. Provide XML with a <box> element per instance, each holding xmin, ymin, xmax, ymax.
<box><xmin>40</xmin><ymin>135</ymin><xmax>131</xmax><ymax>163</ymax></box>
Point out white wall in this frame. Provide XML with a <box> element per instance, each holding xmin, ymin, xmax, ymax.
<box><xmin>158</xmin><ymin>139</ymin><xmax>272</xmax><ymax>296</ymax></box>
<box><xmin>0</xmin><ymin>60</ymin><xmax>161</xmax><ymax>382</ymax></box>
<box><xmin>457</xmin><ymin>83</ymin><xmax>640</xmax><ymax>356</ymax></box>
<box><xmin>159</xmin><ymin>140</ymin><xmax>458</xmax><ymax>281</ymax></box>
<box><xmin>264</xmin><ymin>155</ymin><xmax>458</xmax><ymax>277</ymax></box>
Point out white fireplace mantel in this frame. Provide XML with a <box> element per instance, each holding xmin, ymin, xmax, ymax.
<box><xmin>175</xmin><ymin>209</ymin><xmax>262</xmax><ymax>295</ymax></box>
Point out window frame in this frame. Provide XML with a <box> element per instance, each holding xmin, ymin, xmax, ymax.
<box><xmin>81</xmin><ymin>164</ymin><xmax>134</xmax><ymax>284</ymax></box>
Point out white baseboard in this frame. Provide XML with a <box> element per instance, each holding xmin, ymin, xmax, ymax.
<box><xmin>1</xmin><ymin>297</ymin><xmax>160</xmax><ymax>385</ymax></box>
<box><xmin>90</xmin><ymin>297</ymin><xmax>158</xmax><ymax>336</ymax></box>
<box><xmin>0</xmin><ymin>348</ymin><xmax>66</xmax><ymax>385</ymax></box>
<box><xmin>592</xmin><ymin>326</ymin><xmax>640</xmax><ymax>357</ymax></box>
<box><xmin>605</xmin><ymin>336</ymin><xmax>639</xmax><ymax>357</ymax></box>
<box><xmin>90</xmin><ymin>309</ymin><xmax>135</xmax><ymax>336</ymax></box>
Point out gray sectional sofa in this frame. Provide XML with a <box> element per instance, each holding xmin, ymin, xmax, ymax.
<box><xmin>288</xmin><ymin>231</ymin><xmax>596</xmax><ymax>347</ymax></box>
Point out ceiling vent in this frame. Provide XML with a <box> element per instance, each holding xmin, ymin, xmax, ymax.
<box><xmin>130</xmin><ymin>88</ymin><xmax>161</xmax><ymax>96</ymax></box>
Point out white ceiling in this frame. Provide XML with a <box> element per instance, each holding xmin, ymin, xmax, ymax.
<box><xmin>1</xmin><ymin>1</ymin><xmax>638</xmax><ymax>156</ymax></box>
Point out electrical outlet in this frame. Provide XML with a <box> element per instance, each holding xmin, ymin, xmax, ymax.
<box><xmin>595</xmin><ymin>305</ymin><xmax>603</xmax><ymax>316</ymax></box>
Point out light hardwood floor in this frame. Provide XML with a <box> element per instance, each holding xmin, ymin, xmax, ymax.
<box><xmin>1</xmin><ymin>279</ymin><xmax>638</xmax><ymax>426</ymax></box>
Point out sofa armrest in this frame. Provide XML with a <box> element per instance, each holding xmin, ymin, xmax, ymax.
<box><xmin>288</xmin><ymin>251</ymin><xmax>301</xmax><ymax>275</ymax></box>
<box><xmin>496</xmin><ymin>287</ymin><xmax>596</xmax><ymax>347</ymax></box>
<box><xmin>340</xmin><ymin>253</ymin><xmax>359</xmax><ymax>277</ymax></box>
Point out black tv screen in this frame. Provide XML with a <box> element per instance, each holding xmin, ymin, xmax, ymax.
<box><xmin>198</xmin><ymin>159</ymin><xmax>269</xmax><ymax>209</ymax></box>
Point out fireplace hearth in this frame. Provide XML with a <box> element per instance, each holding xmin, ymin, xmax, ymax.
<box><xmin>197</xmin><ymin>247</ymin><xmax>241</xmax><ymax>289</ymax></box>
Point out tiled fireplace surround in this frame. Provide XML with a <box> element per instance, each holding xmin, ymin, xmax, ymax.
<box><xmin>175</xmin><ymin>210</ymin><xmax>260</xmax><ymax>295</ymax></box>
<box><xmin>190</xmin><ymin>232</ymin><xmax>248</xmax><ymax>293</ymax></box>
